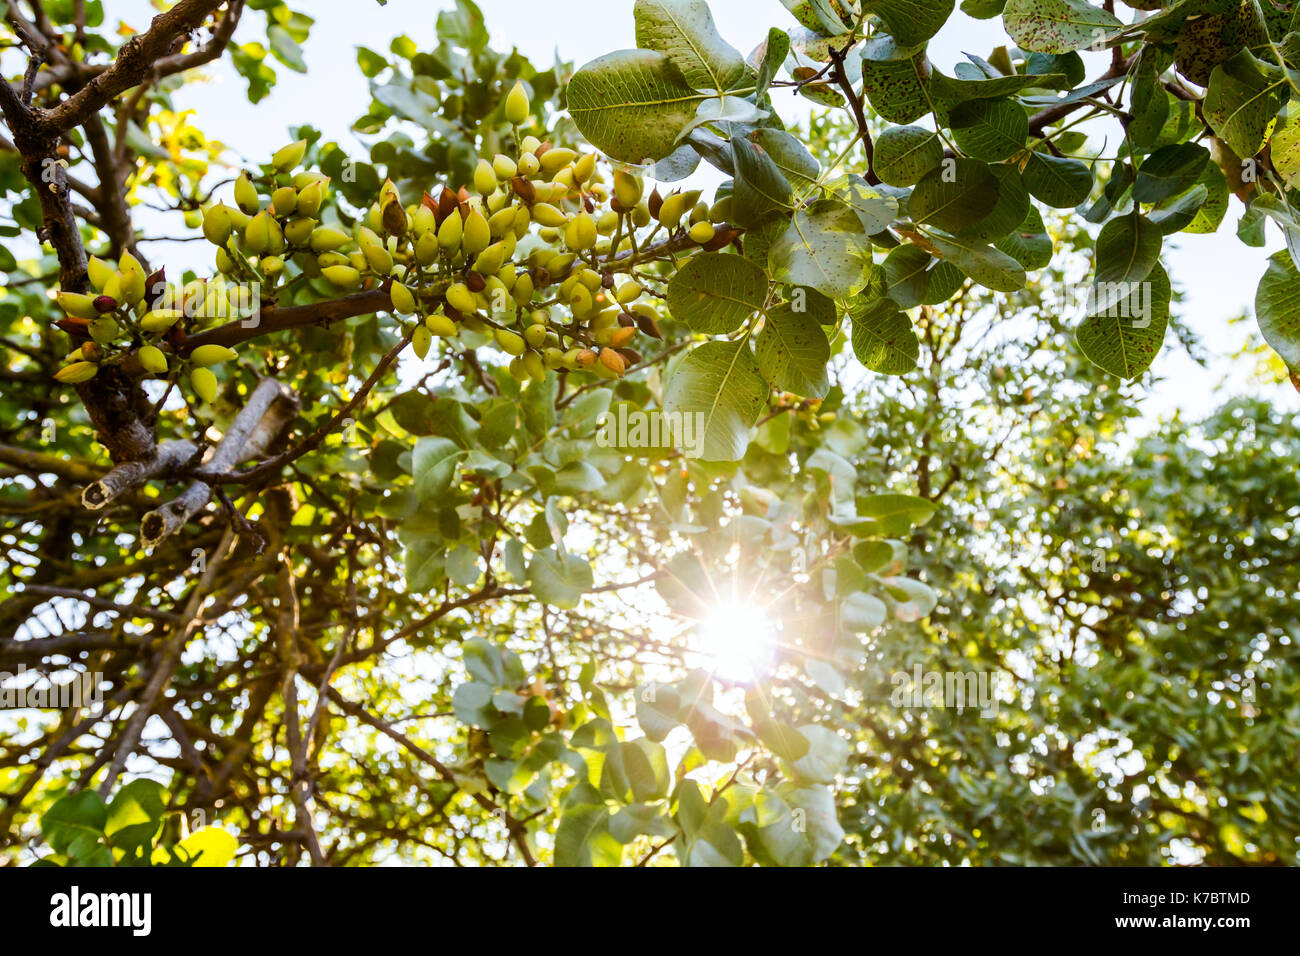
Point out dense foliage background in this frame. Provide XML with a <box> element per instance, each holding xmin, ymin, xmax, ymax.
<box><xmin>1</xmin><ymin>0</ymin><xmax>1297</xmax><ymax>866</ymax></box>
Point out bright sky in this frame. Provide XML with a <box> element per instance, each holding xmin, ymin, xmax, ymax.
<box><xmin>21</xmin><ymin>0</ymin><xmax>1300</xmax><ymax>419</ymax></box>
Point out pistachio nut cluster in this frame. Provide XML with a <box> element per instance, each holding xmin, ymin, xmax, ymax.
<box><xmin>53</xmin><ymin>80</ymin><xmax>737</xmax><ymax>400</ymax></box>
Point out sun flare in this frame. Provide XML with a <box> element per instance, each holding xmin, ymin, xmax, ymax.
<box><xmin>693</xmin><ymin>602</ymin><xmax>778</xmax><ymax>682</ymax></box>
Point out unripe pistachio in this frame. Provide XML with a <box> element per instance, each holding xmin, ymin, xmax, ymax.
<box><xmin>511</xmin><ymin>272</ymin><xmax>535</xmax><ymax>305</ymax></box>
<box><xmin>390</xmin><ymin>282</ymin><xmax>417</xmax><ymax>315</ymax></box>
<box><xmin>284</xmin><ymin>217</ymin><xmax>316</xmax><ymax>246</ymax></box>
<box><xmin>234</xmin><ymin>173</ymin><xmax>260</xmax><ymax>215</ymax></box>
<box><xmin>101</xmin><ymin>274</ymin><xmax>123</xmax><ymax>304</ymax></box>
<box><xmin>539</xmin><ymin>147</ymin><xmax>578</xmax><ymax>174</ymax></box>
<box><xmin>190</xmin><ymin>344</ymin><xmax>238</xmax><ymax>367</ymax></box>
<box><xmin>565</xmin><ymin>212</ymin><xmax>597</xmax><ymax>251</ymax></box>
<box><xmin>517</xmin><ymin>152</ymin><xmax>540</xmax><ymax>177</ymax></box>
<box><xmin>520</xmin><ymin>135</ymin><xmax>542</xmax><ymax>155</ymax></box>
<box><xmin>437</xmin><ymin>211</ymin><xmax>463</xmax><ymax>250</ymax></box>
<box><xmin>368</xmin><ymin>202</ymin><xmax>385</xmax><ymax>234</ymax></box>
<box><xmin>141</xmin><ymin>308</ymin><xmax>185</xmax><ymax>332</ymax></box>
<box><xmin>616</xmin><ymin>281</ymin><xmax>642</xmax><ymax>304</ymax></box>
<box><xmin>293</xmin><ymin>171</ymin><xmax>329</xmax><ymax>190</ymax></box>
<box><xmin>410</xmin><ymin>204</ymin><xmax>436</xmax><ymax>236</ymax></box>
<box><xmin>633</xmin><ymin>203</ymin><xmax>652</xmax><ymax>227</ymax></box>
<box><xmin>262</xmin><ymin>255</ymin><xmax>285</xmax><ymax>276</ymax></box>
<box><xmin>523</xmin><ymin>323</ymin><xmax>548</xmax><ymax>349</ymax></box>
<box><xmin>215</xmin><ymin>248</ymin><xmax>236</xmax><ymax>274</ymax></box>
<box><xmin>446</xmin><ymin>283</ymin><xmax>478</xmax><ymax>315</ymax></box>
<box><xmin>363</xmin><ymin>243</ymin><xmax>394</xmax><ymax>273</ymax></box>
<box><xmin>573</xmin><ymin>152</ymin><xmax>597</xmax><ymax>184</ymax></box>
<box><xmin>57</xmin><ymin>291</ymin><xmax>100</xmax><ymax>320</ymax></box>
<box><xmin>609</xmin><ymin>326</ymin><xmax>637</xmax><ymax>349</ymax></box>
<box><xmin>321</xmin><ymin>265</ymin><xmax>362</xmax><ymax>289</ymax></box>
<box><xmin>493</xmin><ymin>154</ymin><xmax>518</xmax><ymax>180</ymax></box>
<box><xmin>316</xmin><ymin>251</ymin><xmax>351</xmax><ymax>269</ymax></box>
<box><xmin>488</xmin><ymin>206</ymin><xmax>517</xmax><ymax>238</ymax></box>
<box><xmin>495</xmin><ymin>328</ymin><xmax>527</xmax><ymax>356</ymax></box>
<box><xmin>184</xmin><ymin>208</ymin><xmax>203</xmax><ymax>229</ymax></box>
<box><xmin>690</xmin><ymin>201</ymin><xmax>709</xmax><ymax>224</ymax></box>
<box><xmin>294</xmin><ymin>179</ymin><xmax>325</xmax><ymax>217</ymax></box>
<box><xmin>191</xmin><ymin>367</ymin><xmax>218</xmax><ymax>403</ymax></box>
<box><xmin>88</xmin><ymin>318</ymin><xmax>119</xmax><ymax>345</ymax></box>
<box><xmin>426</xmin><ymin>312</ymin><xmax>458</xmax><ymax>337</ymax></box>
<box><xmin>412</xmin><ymin>324</ymin><xmax>433</xmax><ymax>359</ymax></box>
<box><xmin>309</xmin><ymin>226</ymin><xmax>351</xmax><ymax>253</ymax></box>
<box><xmin>348</xmin><ymin>251</ymin><xmax>368</xmax><ymax>272</ymax></box>
<box><xmin>597</xmin><ymin>210</ymin><xmax>619</xmax><ymax>235</ymax></box>
<box><xmin>271</xmin><ymin>139</ymin><xmax>308</xmax><ymax>172</ymax></box>
<box><xmin>474</xmin><ymin>159</ymin><xmax>497</xmax><ymax>196</ymax></box>
<box><xmin>462</xmin><ymin>209</ymin><xmax>491</xmax><ymax>257</ymax></box>
<box><xmin>138</xmin><ymin>344</ymin><xmax>169</xmax><ymax>374</ymax></box>
<box><xmin>202</xmin><ymin>204</ymin><xmax>234</xmax><ymax>245</ymax></box>
<box><xmin>244</xmin><ymin>211</ymin><xmax>283</xmax><ymax>255</ymax></box>
<box><xmin>531</xmin><ymin>202</ymin><xmax>567</xmax><ymax>228</ymax></box>
<box><xmin>505</xmin><ymin>80</ymin><xmax>530</xmax><ymax>126</ymax></box>
<box><xmin>575</xmin><ymin>349</ymin><xmax>598</xmax><ymax>369</ymax></box>
<box><xmin>272</xmin><ymin>185</ymin><xmax>298</xmax><ymax>217</ymax></box>
<box><xmin>710</xmin><ymin>197</ymin><xmax>733</xmax><ymax>222</ymax></box>
<box><xmin>689</xmin><ymin>221</ymin><xmax>717</xmax><ymax>244</ymax></box>
<box><xmin>522</xmin><ymin>349</ymin><xmax>545</xmax><ymax>380</ymax></box>
<box><xmin>551</xmin><ymin>166</ymin><xmax>576</xmax><ymax>189</ymax></box>
<box><xmin>55</xmin><ymin>361</ymin><xmax>98</xmax><ymax>384</ymax></box>
<box><xmin>87</xmin><ymin>256</ymin><xmax>115</xmax><ymax>292</ymax></box>
<box><xmin>473</xmin><ymin>240</ymin><xmax>508</xmax><ymax>276</ymax></box>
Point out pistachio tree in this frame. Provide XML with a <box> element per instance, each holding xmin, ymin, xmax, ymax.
<box><xmin>0</xmin><ymin>0</ymin><xmax>1295</xmax><ymax>867</ymax></box>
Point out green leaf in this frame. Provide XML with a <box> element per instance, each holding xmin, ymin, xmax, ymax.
<box><xmin>749</xmin><ymin>128</ymin><xmax>820</xmax><ymax>192</ymax></box>
<box><xmin>789</xmin><ymin>724</ymin><xmax>850</xmax><ymax>783</ymax></box>
<box><xmin>1132</xmin><ymin>142</ymin><xmax>1209</xmax><ymax>203</ymax></box>
<box><xmin>908</xmin><ymin>159</ymin><xmax>999</xmax><ymax>234</ymax></box>
<box><xmin>1129</xmin><ymin>51</ymin><xmax>1171</xmax><ymax>148</ymax></box>
<box><xmin>754</xmin><ymin>27</ymin><xmax>791</xmax><ymax>99</ymax></box>
<box><xmin>858</xmin><ymin>491</ymin><xmax>938</xmax><ymax>529</ymax></box>
<box><xmin>555</xmin><ymin>803</ymin><xmax>623</xmax><ymax>866</ymax></box>
<box><xmin>1204</xmin><ymin>49</ymin><xmax>1287</xmax><ymax>160</ymax></box>
<box><xmin>1076</xmin><ymin>261</ymin><xmax>1171</xmax><ymax>380</ymax></box>
<box><xmin>636</xmin><ymin>681</ymin><xmax>682</xmax><ymax>740</ymax></box>
<box><xmin>769</xmin><ymin>199</ymin><xmax>875</xmax><ymax>298</ymax></box>
<box><xmin>666</xmin><ymin>251</ymin><xmax>767</xmax><ymax>334</ymax></box>
<box><xmin>927</xmin><ymin>231</ymin><xmax>1026</xmax><ymax>291</ymax></box>
<box><xmin>663</xmin><ymin>340</ymin><xmax>769</xmax><ymax>461</ymax></box>
<box><xmin>528</xmin><ymin>547</ymin><xmax>594</xmax><ymax>609</ymax></box>
<box><xmin>756</xmin><ymin>301</ymin><xmax>831</xmax><ymax>397</ymax></box>
<box><xmin>995</xmin><ymin>205</ymin><xmax>1054</xmax><ymax>268</ymax></box>
<box><xmin>731</xmin><ymin>135</ymin><xmax>794</xmax><ymax>226</ymax></box>
<box><xmin>411</xmin><ymin>436</ymin><xmax>463</xmax><ymax>504</ymax></box>
<box><xmin>1094</xmin><ymin>213</ymin><xmax>1161</xmax><ymax>287</ymax></box>
<box><xmin>1002</xmin><ymin>0</ymin><xmax>1122</xmax><ymax>54</ymax></box>
<box><xmin>105</xmin><ymin>778</ymin><xmax>166</xmax><ymax>853</ymax></box>
<box><xmin>41</xmin><ymin>791</ymin><xmax>107</xmax><ymax>858</ymax></box>
<box><xmin>267</xmin><ymin>25</ymin><xmax>307</xmax><ymax>73</ymax></box>
<box><xmin>862</xmin><ymin>0</ymin><xmax>955</xmax><ymax>46</ymax></box>
<box><xmin>1272</xmin><ymin>114</ymin><xmax>1300</xmax><ymax>190</ymax></box>
<box><xmin>850</xmin><ymin>297</ymin><xmax>919</xmax><ymax>374</ymax></box>
<box><xmin>1255</xmin><ymin>249</ymin><xmax>1300</xmax><ymax>371</ymax></box>
<box><xmin>882</xmin><ymin>244</ymin><xmax>965</xmax><ymax>305</ymax></box>
<box><xmin>860</xmin><ymin>36</ymin><xmax>931</xmax><ymax>124</ymax></box>
<box><xmin>949</xmin><ymin>98</ymin><xmax>1028</xmax><ymax>161</ymax></box>
<box><xmin>1022</xmin><ymin>152</ymin><xmax>1093</xmax><ymax>208</ymax></box>
<box><xmin>842</xmin><ymin>590</ymin><xmax>888</xmax><ymax>630</ymax></box>
<box><xmin>568</xmin><ymin>49</ymin><xmax>707</xmax><ymax>162</ymax></box>
<box><xmin>634</xmin><ymin>0</ymin><xmax>748</xmax><ymax>91</ymax></box>
<box><xmin>874</xmin><ymin>125</ymin><xmax>944</xmax><ymax>186</ymax></box>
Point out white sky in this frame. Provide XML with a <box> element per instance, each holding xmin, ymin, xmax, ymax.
<box><xmin>14</xmin><ymin>0</ymin><xmax>1300</xmax><ymax>419</ymax></box>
